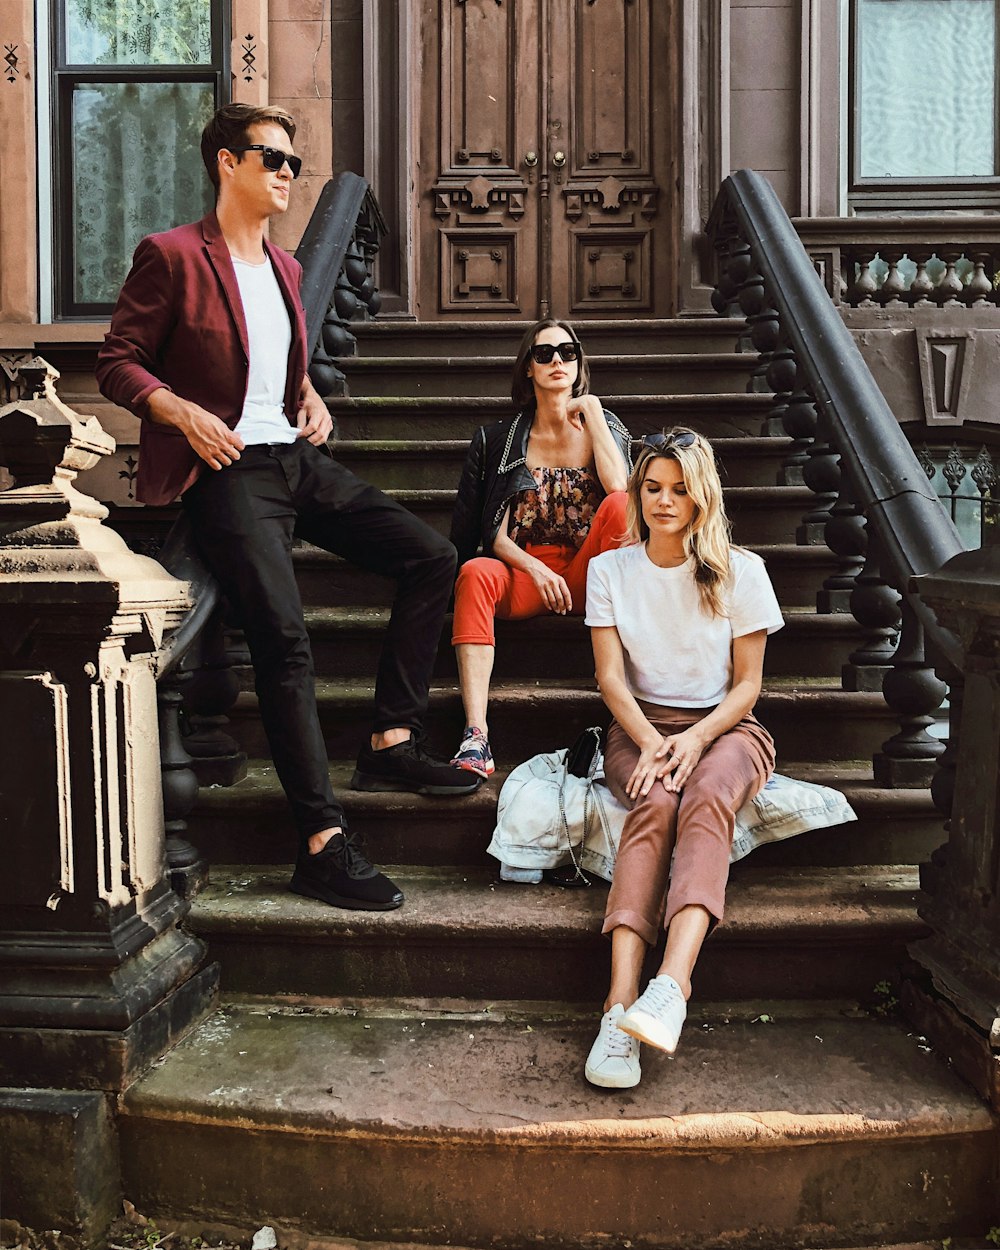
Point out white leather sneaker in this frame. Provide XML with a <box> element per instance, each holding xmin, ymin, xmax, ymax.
<box><xmin>584</xmin><ymin>1003</ymin><xmax>641</xmax><ymax>1088</ymax></box>
<box><xmin>618</xmin><ymin>975</ymin><xmax>687</xmax><ymax>1055</ymax></box>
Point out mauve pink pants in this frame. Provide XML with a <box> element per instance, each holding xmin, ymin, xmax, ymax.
<box><xmin>601</xmin><ymin>702</ymin><xmax>775</xmax><ymax>945</ymax></box>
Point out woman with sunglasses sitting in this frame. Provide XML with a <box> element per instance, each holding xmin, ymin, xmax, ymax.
<box><xmin>449</xmin><ymin>319</ymin><xmax>632</xmax><ymax>778</ymax></box>
<box><xmin>583</xmin><ymin>430</ymin><xmax>783</xmax><ymax>1088</ymax></box>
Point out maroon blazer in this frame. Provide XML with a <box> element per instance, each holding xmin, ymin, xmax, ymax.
<box><xmin>96</xmin><ymin>211</ymin><xmax>309</xmax><ymax>505</ymax></box>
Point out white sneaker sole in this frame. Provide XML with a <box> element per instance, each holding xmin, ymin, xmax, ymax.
<box><xmin>584</xmin><ymin>1059</ymin><xmax>641</xmax><ymax>1089</ymax></box>
<box><xmin>617</xmin><ymin>1007</ymin><xmax>682</xmax><ymax>1055</ymax></box>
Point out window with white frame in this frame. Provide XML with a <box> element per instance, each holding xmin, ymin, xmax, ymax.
<box><xmin>851</xmin><ymin>0</ymin><xmax>1000</xmax><ymax>209</ymax></box>
<box><xmin>52</xmin><ymin>0</ymin><xmax>228</xmax><ymax>316</ymax></box>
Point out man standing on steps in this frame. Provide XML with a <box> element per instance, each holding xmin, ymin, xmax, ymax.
<box><xmin>97</xmin><ymin>102</ymin><xmax>479</xmax><ymax>914</ymax></box>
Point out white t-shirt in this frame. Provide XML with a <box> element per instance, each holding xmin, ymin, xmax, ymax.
<box><xmin>232</xmin><ymin>256</ymin><xmax>298</xmax><ymax>446</ymax></box>
<box><xmin>585</xmin><ymin>543</ymin><xmax>784</xmax><ymax>707</ymax></box>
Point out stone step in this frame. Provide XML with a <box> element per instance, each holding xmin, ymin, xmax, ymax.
<box><xmin>187</xmin><ymin>760</ymin><xmax>942</xmax><ymax>870</ymax></box>
<box><xmin>339</xmin><ymin>484</ymin><xmax>814</xmax><ymax>545</ymax></box>
<box><xmin>292</xmin><ymin>541</ymin><xmax>841</xmax><ymax>611</ymax></box>
<box><xmin>327</xmin><ymin>392</ymin><xmax>773</xmax><ymax>440</ymax></box>
<box><xmin>338</xmin><ymin>352</ymin><xmax>754</xmax><ymax>398</ymax></box>
<box><xmin>350</xmin><ymin>315</ymin><xmax>748</xmax><ymax>356</ymax></box>
<box><xmin>328</xmin><ymin>433</ymin><xmax>794</xmax><ymax>489</ymax></box>
<box><xmin>225</xmin><ymin>679</ymin><xmax>898</xmax><ymax>766</ymax></box>
<box><xmin>119</xmin><ymin>1000</ymin><xmax>990</xmax><ymax>1245</ymax></box>
<box><xmin>186</xmin><ymin>864</ymin><xmax>925</xmax><ymax>1002</ymax></box>
<box><xmin>239</xmin><ymin>606</ymin><xmax>861</xmax><ymax>685</ymax></box>
<box><xmin>118</xmin><ymin>1000</ymin><xmax>996</xmax><ymax>1246</ymax></box>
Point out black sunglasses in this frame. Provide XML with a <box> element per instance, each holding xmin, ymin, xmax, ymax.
<box><xmin>530</xmin><ymin>341</ymin><xmax>580</xmax><ymax>364</ymax></box>
<box><xmin>643</xmin><ymin>431</ymin><xmax>697</xmax><ymax>451</ymax></box>
<box><xmin>230</xmin><ymin>145</ymin><xmax>302</xmax><ymax>179</ymax></box>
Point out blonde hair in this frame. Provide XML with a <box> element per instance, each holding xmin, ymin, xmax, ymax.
<box><xmin>625</xmin><ymin>428</ymin><xmax>732</xmax><ymax>618</ymax></box>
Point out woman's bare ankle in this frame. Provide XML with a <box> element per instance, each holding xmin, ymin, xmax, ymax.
<box><xmin>656</xmin><ymin>967</ymin><xmax>692</xmax><ymax>1000</ymax></box>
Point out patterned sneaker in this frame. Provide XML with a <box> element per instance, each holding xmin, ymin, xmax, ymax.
<box><xmin>585</xmin><ymin>1003</ymin><xmax>641</xmax><ymax>1088</ymax></box>
<box><xmin>450</xmin><ymin>726</ymin><xmax>495</xmax><ymax>778</ymax></box>
<box><xmin>618</xmin><ymin>975</ymin><xmax>688</xmax><ymax>1055</ymax></box>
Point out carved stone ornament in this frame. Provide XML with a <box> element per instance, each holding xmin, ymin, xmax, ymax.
<box><xmin>241</xmin><ymin>33</ymin><xmax>257</xmax><ymax>83</ymax></box>
<box><xmin>917</xmin><ymin>329</ymin><xmax>977</xmax><ymax>426</ymax></box>
<box><xmin>562</xmin><ymin>180</ymin><xmax>658</xmax><ymax>222</ymax></box>
<box><xmin>433</xmin><ymin>179</ymin><xmax>527</xmax><ymax>221</ymax></box>
<box><xmin>0</xmin><ymin>357</ymin><xmax>191</xmax><ymax>662</ymax></box>
<box><xmin>0</xmin><ymin>358</ymin><xmax>211</xmax><ymax>1096</ymax></box>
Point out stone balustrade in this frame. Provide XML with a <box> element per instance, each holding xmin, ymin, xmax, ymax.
<box><xmin>792</xmin><ymin>216</ymin><xmax>1000</xmax><ymax>309</ymax></box>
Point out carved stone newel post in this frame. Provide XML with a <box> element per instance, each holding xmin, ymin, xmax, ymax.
<box><xmin>0</xmin><ymin>361</ymin><xmax>218</xmax><ymax>1096</ymax></box>
<box><xmin>904</xmin><ymin>535</ymin><xmax>1000</xmax><ymax>1108</ymax></box>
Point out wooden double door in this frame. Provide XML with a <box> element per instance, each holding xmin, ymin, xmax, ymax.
<box><xmin>415</xmin><ymin>0</ymin><xmax>676</xmax><ymax>320</ymax></box>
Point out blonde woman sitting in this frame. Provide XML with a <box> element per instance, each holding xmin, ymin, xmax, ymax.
<box><xmin>583</xmin><ymin>429</ymin><xmax>784</xmax><ymax>1088</ymax></box>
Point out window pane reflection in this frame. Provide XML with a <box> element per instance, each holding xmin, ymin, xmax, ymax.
<box><xmin>71</xmin><ymin>81</ymin><xmax>214</xmax><ymax>305</ymax></box>
<box><xmin>65</xmin><ymin>0</ymin><xmax>212</xmax><ymax>65</ymax></box>
<box><xmin>857</xmin><ymin>0</ymin><xmax>996</xmax><ymax>178</ymax></box>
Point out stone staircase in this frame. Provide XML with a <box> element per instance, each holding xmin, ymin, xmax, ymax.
<box><xmin>84</xmin><ymin>320</ymin><xmax>1000</xmax><ymax>1243</ymax></box>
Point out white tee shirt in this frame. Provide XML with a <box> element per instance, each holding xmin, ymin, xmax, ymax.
<box><xmin>585</xmin><ymin>543</ymin><xmax>784</xmax><ymax>707</ymax></box>
<box><xmin>232</xmin><ymin>256</ymin><xmax>298</xmax><ymax>446</ymax></box>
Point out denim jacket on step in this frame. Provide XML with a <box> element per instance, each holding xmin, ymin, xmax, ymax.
<box><xmin>449</xmin><ymin>407</ymin><xmax>633</xmax><ymax>565</ymax></box>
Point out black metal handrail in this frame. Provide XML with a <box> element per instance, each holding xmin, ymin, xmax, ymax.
<box><xmin>298</xmin><ymin>172</ymin><xmax>371</xmax><ymax>357</ymax></box>
<box><xmin>707</xmin><ymin>169</ymin><xmax>965</xmax><ymax>672</ymax></box>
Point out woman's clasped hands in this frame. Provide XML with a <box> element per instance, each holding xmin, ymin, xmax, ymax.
<box><xmin>625</xmin><ymin>725</ymin><xmax>711</xmax><ymax>800</ymax></box>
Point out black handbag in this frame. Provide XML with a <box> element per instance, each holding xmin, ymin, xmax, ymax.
<box><xmin>545</xmin><ymin>726</ymin><xmax>605</xmax><ymax>888</ymax></box>
<box><xmin>565</xmin><ymin>725</ymin><xmax>602</xmax><ymax>779</ymax></box>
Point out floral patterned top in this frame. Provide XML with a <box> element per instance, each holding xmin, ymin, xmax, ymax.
<box><xmin>508</xmin><ymin>466</ymin><xmax>604</xmax><ymax>550</ymax></box>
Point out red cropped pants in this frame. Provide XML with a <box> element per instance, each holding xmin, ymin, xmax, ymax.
<box><xmin>451</xmin><ymin>491</ymin><xmax>628</xmax><ymax>646</ymax></box>
<box><xmin>601</xmin><ymin>702</ymin><xmax>775</xmax><ymax>944</ymax></box>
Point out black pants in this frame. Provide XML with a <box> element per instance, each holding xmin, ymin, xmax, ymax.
<box><xmin>181</xmin><ymin>441</ymin><xmax>456</xmax><ymax>844</ymax></box>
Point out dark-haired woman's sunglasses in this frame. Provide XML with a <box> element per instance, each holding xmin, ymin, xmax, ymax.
<box><xmin>230</xmin><ymin>145</ymin><xmax>303</xmax><ymax>179</ymax></box>
<box><xmin>530</xmin><ymin>341</ymin><xmax>580</xmax><ymax>364</ymax></box>
<box><xmin>643</xmin><ymin>431</ymin><xmax>697</xmax><ymax>450</ymax></box>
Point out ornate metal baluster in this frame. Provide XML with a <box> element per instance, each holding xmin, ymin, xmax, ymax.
<box><xmin>873</xmin><ymin>600</ymin><xmax>947</xmax><ymax>787</ymax></box>
<box><xmin>732</xmin><ymin>244</ymin><xmax>775</xmax><ymax>396</ymax></box>
<box><xmin>157</xmin><ymin>678</ymin><xmax>207</xmax><ymax>898</ymax></box>
<box><xmin>972</xmin><ymin>445</ymin><xmax>998</xmax><ymax>546</ymax></box>
<box><xmin>942</xmin><ymin>445</ymin><xmax>967</xmax><ymax>526</ymax></box>
<box><xmin>796</xmin><ymin>398</ymin><xmax>839</xmax><ymax>542</ymax></box>
<box><xmin>842</xmin><ymin>530</ymin><xmax>901</xmax><ymax>692</ymax></box>
<box><xmin>818</xmin><ymin>488</ymin><xmax>866</xmax><ymax>613</ymax></box>
<box><xmin>767</xmin><ymin>346</ymin><xmax>810</xmax><ymax>484</ymax></box>
<box><xmin>711</xmin><ymin>227</ymin><xmax>743</xmax><ymax>318</ymax></box>
<box><xmin>179</xmin><ymin>610</ymin><xmax>247</xmax><ymax>789</ymax></box>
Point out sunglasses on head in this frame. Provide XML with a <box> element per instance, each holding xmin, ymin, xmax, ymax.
<box><xmin>643</xmin><ymin>431</ymin><xmax>697</xmax><ymax>451</ymax></box>
<box><xmin>530</xmin><ymin>341</ymin><xmax>580</xmax><ymax>365</ymax></box>
<box><xmin>230</xmin><ymin>145</ymin><xmax>302</xmax><ymax>179</ymax></box>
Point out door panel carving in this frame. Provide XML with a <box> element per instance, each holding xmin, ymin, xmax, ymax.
<box><xmin>416</xmin><ymin>0</ymin><xmax>674</xmax><ymax>318</ymax></box>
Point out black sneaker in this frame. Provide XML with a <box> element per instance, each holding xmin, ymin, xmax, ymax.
<box><xmin>289</xmin><ymin>831</ymin><xmax>404</xmax><ymax>911</ymax></box>
<box><xmin>350</xmin><ymin>735</ymin><xmax>481</xmax><ymax>795</ymax></box>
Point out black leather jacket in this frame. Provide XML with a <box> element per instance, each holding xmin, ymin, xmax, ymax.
<box><xmin>450</xmin><ymin>407</ymin><xmax>633</xmax><ymax>565</ymax></box>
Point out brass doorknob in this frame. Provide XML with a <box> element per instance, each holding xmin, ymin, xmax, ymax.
<box><xmin>552</xmin><ymin>150</ymin><xmax>567</xmax><ymax>168</ymax></box>
<box><xmin>524</xmin><ymin>151</ymin><xmax>538</xmax><ymax>167</ymax></box>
